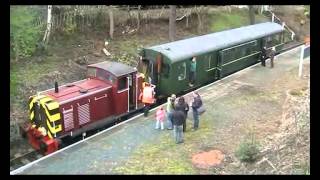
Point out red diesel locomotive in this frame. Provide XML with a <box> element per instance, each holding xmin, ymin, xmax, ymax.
<box><xmin>22</xmin><ymin>61</ymin><xmax>149</xmax><ymax>155</ymax></box>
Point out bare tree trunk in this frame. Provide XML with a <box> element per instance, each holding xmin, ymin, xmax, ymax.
<box><xmin>137</xmin><ymin>5</ymin><xmax>141</xmax><ymax>30</ymax></box>
<box><xmin>186</xmin><ymin>15</ymin><xmax>189</xmax><ymax>28</ymax></box>
<box><xmin>127</xmin><ymin>5</ymin><xmax>132</xmax><ymax>25</ymax></box>
<box><xmin>169</xmin><ymin>5</ymin><xmax>176</xmax><ymax>41</ymax></box>
<box><xmin>43</xmin><ymin>5</ymin><xmax>53</xmax><ymax>44</ymax></box>
<box><xmin>109</xmin><ymin>6</ymin><xmax>114</xmax><ymax>39</ymax></box>
<box><xmin>195</xmin><ymin>6</ymin><xmax>202</xmax><ymax>33</ymax></box>
<box><xmin>249</xmin><ymin>5</ymin><xmax>255</xmax><ymax>25</ymax></box>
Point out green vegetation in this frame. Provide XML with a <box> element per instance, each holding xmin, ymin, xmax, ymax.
<box><xmin>293</xmin><ymin>160</ymin><xmax>310</xmax><ymax>175</ymax></box>
<box><xmin>10</xmin><ymin>57</ymin><xmax>60</xmax><ymax>104</ymax></box>
<box><xmin>209</xmin><ymin>9</ymin><xmax>268</xmax><ymax>32</ymax></box>
<box><xmin>235</xmin><ymin>130</ymin><xmax>260</xmax><ymax>163</ymax></box>
<box><xmin>290</xmin><ymin>89</ymin><xmax>303</xmax><ymax>96</ymax></box>
<box><xmin>114</xmin><ymin>116</ymin><xmax>216</xmax><ymax>174</ymax></box>
<box><xmin>10</xmin><ymin>6</ymin><xmax>44</xmax><ymax>60</ymax></box>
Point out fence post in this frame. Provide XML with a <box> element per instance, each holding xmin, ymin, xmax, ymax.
<box><xmin>299</xmin><ymin>45</ymin><xmax>305</xmax><ymax>78</ymax></box>
<box><xmin>272</xmin><ymin>13</ymin><xmax>274</xmax><ymax>22</ymax></box>
<box><xmin>291</xmin><ymin>32</ymin><xmax>295</xmax><ymax>40</ymax></box>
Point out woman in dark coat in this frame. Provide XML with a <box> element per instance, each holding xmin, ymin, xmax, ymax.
<box><xmin>175</xmin><ymin>97</ymin><xmax>189</xmax><ymax>132</ymax></box>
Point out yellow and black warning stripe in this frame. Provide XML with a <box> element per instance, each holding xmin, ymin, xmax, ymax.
<box><xmin>29</xmin><ymin>95</ymin><xmax>46</xmax><ymax>122</ymax></box>
<box><xmin>28</xmin><ymin>95</ymin><xmax>62</xmax><ymax>139</ymax></box>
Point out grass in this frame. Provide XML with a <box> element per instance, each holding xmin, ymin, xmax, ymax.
<box><xmin>113</xmin><ymin>115</ymin><xmax>217</xmax><ymax>174</ymax></box>
<box><xmin>10</xmin><ymin>56</ymin><xmax>62</xmax><ymax>104</ymax></box>
<box><xmin>209</xmin><ymin>9</ymin><xmax>269</xmax><ymax>32</ymax></box>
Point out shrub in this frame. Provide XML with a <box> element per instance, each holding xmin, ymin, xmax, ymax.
<box><xmin>235</xmin><ymin>131</ymin><xmax>260</xmax><ymax>163</ymax></box>
<box><xmin>10</xmin><ymin>6</ymin><xmax>44</xmax><ymax>60</ymax></box>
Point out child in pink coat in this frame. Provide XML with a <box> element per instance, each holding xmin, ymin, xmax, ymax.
<box><xmin>155</xmin><ymin>107</ymin><xmax>165</xmax><ymax>130</ymax></box>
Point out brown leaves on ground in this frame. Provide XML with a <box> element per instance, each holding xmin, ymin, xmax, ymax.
<box><xmin>192</xmin><ymin>150</ymin><xmax>224</xmax><ymax>169</ymax></box>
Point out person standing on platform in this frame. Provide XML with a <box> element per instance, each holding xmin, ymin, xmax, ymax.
<box><xmin>270</xmin><ymin>47</ymin><xmax>276</xmax><ymax>68</ymax></box>
<box><xmin>155</xmin><ymin>106</ymin><xmax>165</xmax><ymax>130</ymax></box>
<box><xmin>175</xmin><ymin>97</ymin><xmax>189</xmax><ymax>132</ymax></box>
<box><xmin>190</xmin><ymin>91</ymin><xmax>202</xmax><ymax>131</ymax></box>
<box><xmin>166</xmin><ymin>94</ymin><xmax>176</xmax><ymax>130</ymax></box>
<box><xmin>172</xmin><ymin>109</ymin><xmax>185</xmax><ymax>144</ymax></box>
<box><xmin>261</xmin><ymin>46</ymin><xmax>267</xmax><ymax>67</ymax></box>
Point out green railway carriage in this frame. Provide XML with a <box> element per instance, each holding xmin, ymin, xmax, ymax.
<box><xmin>137</xmin><ymin>22</ymin><xmax>286</xmax><ymax>97</ymax></box>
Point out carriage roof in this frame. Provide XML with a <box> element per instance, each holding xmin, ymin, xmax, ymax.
<box><xmin>145</xmin><ymin>22</ymin><xmax>284</xmax><ymax>63</ymax></box>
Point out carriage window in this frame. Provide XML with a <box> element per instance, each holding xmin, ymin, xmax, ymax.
<box><xmin>273</xmin><ymin>34</ymin><xmax>281</xmax><ymax>44</ymax></box>
<box><xmin>162</xmin><ymin>63</ymin><xmax>170</xmax><ymax>78</ymax></box>
<box><xmin>252</xmin><ymin>40</ymin><xmax>257</xmax><ymax>47</ymax></box>
<box><xmin>177</xmin><ymin>62</ymin><xmax>186</xmax><ymax>81</ymax></box>
<box><xmin>118</xmin><ymin>77</ymin><xmax>127</xmax><ymax>91</ymax></box>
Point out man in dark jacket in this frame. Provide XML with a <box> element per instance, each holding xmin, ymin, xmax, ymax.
<box><xmin>172</xmin><ymin>109</ymin><xmax>185</xmax><ymax>144</ymax></box>
<box><xmin>261</xmin><ymin>46</ymin><xmax>267</xmax><ymax>67</ymax></box>
<box><xmin>175</xmin><ymin>97</ymin><xmax>189</xmax><ymax>132</ymax></box>
<box><xmin>191</xmin><ymin>91</ymin><xmax>202</xmax><ymax>130</ymax></box>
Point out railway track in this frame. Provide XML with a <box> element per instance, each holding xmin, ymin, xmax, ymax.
<box><xmin>10</xmin><ymin>43</ymin><xmax>304</xmax><ymax>175</ymax></box>
<box><xmin>10</xmin><ymin>150</ymin><xmax>43</xmax><ymax>172</ymax></box>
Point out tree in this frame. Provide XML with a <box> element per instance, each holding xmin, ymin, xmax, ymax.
<box><xmin>109</xmin><ymin>6</ymin><xmax>114</xmax><ymax>39</ymax></box>
<box><xmin>169</xmin><ymin>5</ymin><xmax>176</xmax><ymax>41</ymax></box>
<box><xmin>137</xmin><ymin>5</ymin><xmax>141</xmax><ymax>30</ymax></box>
<box><xmin>43</xmin><ymin>5</ymin><xmax>53</xmax><ymax>45</ymax></box>
<box><xmin>249</xmin><ymin>5</ymin><xmax>255</xmax><ymax>25</ymax></box>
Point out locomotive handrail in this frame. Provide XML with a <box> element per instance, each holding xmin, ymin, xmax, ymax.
<box><xmin>94</xmin><ymin>94</ymin><xmax>108</xmax><ymax>101</ymax></box>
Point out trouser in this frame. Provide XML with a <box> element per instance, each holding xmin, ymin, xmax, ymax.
<box><xmin>173</xmin><ymin>125</ymin><xmax>184</xmax><ymax>143</ymax></box>
<box><xmin>183</xmin><ymin>119</ymin><xmax>186</xmax><ymax>132</ymax></box>
<box><xmin>155</xmin><ymin>120</ymin><xmax>164</xmax><ymax>130</ymax></box>
<box><xmin>193</xmin><ymin>109</ymin><xmax>199</xmax><ymax>129</ymax></box>
<box><xmin>261</xmin><ymin>56</ymin><xmax>266</xmax><ymax>66</ymax></box>
<box><xmin>189</xmin><ymin>71</ymin><xmax>195</xmax><ymax>84</ymax></box>
<box><xmin>270</xmin><ymin>57</ymin><xmax>274</xmax><ymax>68</ymax></box>
<box><xmin>144</xmin><ymin>104</ymin><xmax>150</xmax><ymax>117</ymax></box>
<box><xmin>166</xmin><ymin>112</ymin><xmax>173</xmax><ymax>129</ymax></box>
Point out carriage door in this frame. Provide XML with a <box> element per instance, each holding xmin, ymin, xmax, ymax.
<box><xmin>217</xmin><ymin>51</ymin><xmax>224</xmax><ymax>79</ymax></box>
<box><xmin>115</xmin><ymin>76</ymin><xmax>129</xmax><ymax>115</ymax></box>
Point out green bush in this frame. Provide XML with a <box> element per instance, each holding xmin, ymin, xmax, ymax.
<box><xmin>235</xmin><ymin>131</ymin><xmax>260</xmax><ymax>163</ymax></box>
<box><xmin>10</xmin><ymin>6</ymin><xmax>43</xmax><ymax>60</ymax></box>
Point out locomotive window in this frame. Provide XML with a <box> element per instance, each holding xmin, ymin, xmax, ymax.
<box><xmin>96</xmin><ymin>69</ymin><xmax>107</xmax><ymax>81</ymax></box>
<box><xmin>87</xmin><ymin>68</ymin><xmax>97</xmax><ymax>78</ymax></box>
<box><xmin>108</xmin><ymin>75</ymin><xmax>116</xmax><ymax>84</ymax></box>
<box><xmin>177</xmin><ymin>62</ymin><xmax>186</xmax><ymax>81</ymax></box>
<box><xmin>118</xmin><ymin>77</ymin><xmax>127</xmax><ymax>91</ymax></box>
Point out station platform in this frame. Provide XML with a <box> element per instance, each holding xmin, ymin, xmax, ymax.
<box><xmin>13</xmin><ymin>46</ymin><xmax>309</xmax><ymax>174</ymax></box>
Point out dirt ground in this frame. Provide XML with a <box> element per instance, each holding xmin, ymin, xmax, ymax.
<box><xmin>10</xmin><ymin>5</ymin><xmax>310</xmax><ymax>168</ymax></box>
